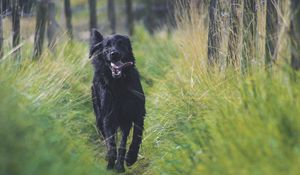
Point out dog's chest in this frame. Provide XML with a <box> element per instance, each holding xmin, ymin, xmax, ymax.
<box><xmin>99</xmin><ymin>84</ymin><xmax>141</xmax><ymax>107</ymax></box>
<box><xmin>109</xmin><ymin>90</ymin><xmax>142</xmax><ymax>121</ymax></box>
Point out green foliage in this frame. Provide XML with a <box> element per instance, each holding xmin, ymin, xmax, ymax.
<box><xmin>0</xmin><ymin>42</ymin><xmax>107</xmax><ymax>175</ymax></box>
<box><xmin>132</xmin><ymin>26</ymin><xmax>178</xmax><ymax>90</ymax></box>
<box><xmin>0</xmin><ymin>28</ymin><xmax>177</xmax><ymax>175</ymax></box>
<box><xmin>144</xmin><ymin>63</ymin><xmax>300</xmax><ymax>174</ymax></box>
<box><xmin>1</xmin><ymin>25</ymin><xmax>300</xmax><ymax>175</ymax></box>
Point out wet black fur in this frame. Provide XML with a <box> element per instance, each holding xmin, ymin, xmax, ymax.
<box><xmin>90</xmin><ymin>29</ymin><xmax>146</xmax><ymax>173</ymax></box>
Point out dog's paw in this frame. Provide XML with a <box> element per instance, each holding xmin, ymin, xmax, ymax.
<box><xmin>125</xmin><ymin>150</ymin><xmax>138</xmax><ymax>167</ymax></box>
<box><xmin>106</xmin><ymin>159</ymin><xmax>116</xmax><ymax>170</ymax></box>
<box><xmin>107</xmin><ymin>161</ymin><xmax>115</xmax><ymax>170</ymax></box>
<box><xmin>115</xmin><ymin>163</ymin><xmax>125</xmax><ymax>173</ymax></box>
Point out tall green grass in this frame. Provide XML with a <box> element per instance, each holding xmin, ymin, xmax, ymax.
<box><xmin>1</xmin><ymin>4</ymin><xmax>300</xmax><ymax>174</ymax></box>
<box><xmin>144</xmin><ymin>64</ymin><xmax>300</xmax><ymax>175</ymax></box>
<box><xmin>0</xmin><ymin>27</ymin><xmax>178</xmax><ymax>175</ymax></box>
<box><xmin>0</xmin><ymin>41</ymin><xmax>109</xmax><ymax>175</ymax></box>
<box><xmin>139</xmin><ymin>2</ymin><xmax>300</xmax><ymax>175</ymax></box>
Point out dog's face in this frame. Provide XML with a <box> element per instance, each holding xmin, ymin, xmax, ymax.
<box><xmin>90</xmin><ymin>29</ymin><xmax>134</xmax><ymax>79</ymax></box>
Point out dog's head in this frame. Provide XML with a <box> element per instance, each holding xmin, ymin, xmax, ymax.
<box><xmin>89</xmin><ymin>29</ymin><xmax>135</xmax><ymax>79</ymax></box>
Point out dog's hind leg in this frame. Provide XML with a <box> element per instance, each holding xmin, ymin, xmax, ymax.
<box><xmin>91</xmin><ymin>85</ymin><xmax>105</xmax><ymax>138</ymax></box>
<box><xmin>96</xmin><ymin>118</ymin><xmax>105</xmax><ymax>139</ymax></box>
<box><xmin>115</xmin><ymin>124</ymin><xmax>131</xmax><ymax>173</ymax></box>
<box><xmin>126</xmin><ymin>117</ymin><xmax>144</xmax><ymax>166</ymax></box>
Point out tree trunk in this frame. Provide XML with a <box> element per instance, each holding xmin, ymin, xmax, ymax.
<box><xmin>64</xmin><ymin>0</ymin><xmax>73</xmax><ymax>39</ymax></box>
<box><xmin>227</xmin><ymin>0</ymin><xmax>244</xmax><ymax>67</ymax></box>
<box><xmin>12</xmin><ymin>0</ymin><xmax>21</xmax><ymax>60</ymax></box>
<box><xmin>0</xmin><ymin>0</ymin><xmax>3</xmax><ymax>59</ymax></box>
<box><xmin>166</xmin><ymin>0</ymin><xmax>176</xmax><ymax>35</ymax></box>
<box><xmin>47</xmin><ymin>1</ymin><xmax>58</xmax><ymax>51</ymax></box>
<box><xmin>256</xmin><ymin>0</ymin><xmax>267</xmax><ymax>65</ymax></box>
<box><xmin>265</xmin><ymin>0</ymin><xmax>279</xmax><ymax>66</ymax></box>
<box><xmin>291</xmin><ymin>0</ymin><xmax>300</xmax><ymax>70</ymax></box>
<box><xmin>107</xmin><ymin>0</ymin><xmax>116</xmax><ymax>34</ymax></box>
<box><xmin>242</xmin><ymin>0</ymin><xmax>257</xmax><ymax>71</ymax></box>
<box><xmin>126</xmin><ymin>0</ymin><xmax>134</xmax><ymax>36</ymax></box>
<box><xmin>89</xmin><ymin>0</ymin><xmax>97</xmax><ymax>36</ymax></box>
<box><xmin>22</xmin><ymin>0</ymin><xmax>35</xmax><ymax>14</ymax></box>
<box><xmin>145</xmin><ymin>0</ymin><xmax>154</xmax><ymax>34</ymax></box>
<box><xmin>208</xmin><ymin>0</ymin><xmax>222</xmax><ymax>65</ymax></box>
<box><xmin>33</xmin><ymin>0</ymin><xmax>48</xmax><ymax>59</ymax></box>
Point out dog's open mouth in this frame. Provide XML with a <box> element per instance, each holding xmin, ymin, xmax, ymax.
<box><xmin>110</xmin><ymin>61</ymin><xmax>133</xmax><ymax>78</ymax></box>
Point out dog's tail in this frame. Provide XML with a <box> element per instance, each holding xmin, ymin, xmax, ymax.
<box><xmin>125</xmin><ymin>118</ymin><xmax>144</xmax><ymax>166</ymax></box>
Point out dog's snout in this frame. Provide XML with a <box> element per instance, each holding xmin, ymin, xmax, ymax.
<box><xmin>110</xmin><ymin>51</ymin><xmax>121</xmax><ymax>62</ymax></box>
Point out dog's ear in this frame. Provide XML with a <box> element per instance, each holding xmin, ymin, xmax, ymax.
<box><xmin>89</xmin><ymin>29</ymin><xmax>104</xmax><ymax>58</ymax></box>
<box><xmin>123</xmin><ymin>35</ymin><xmax>135</xmax><ymax>61</ymax></box>
<box><xmin>91</xmin><ymin>29</ymin><xmax>103</xmax><ymax>45</ymax></box>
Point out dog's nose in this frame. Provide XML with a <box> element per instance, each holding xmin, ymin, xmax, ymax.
<box><xmin>110</xmin><ymin>51</ymin><xmax>121</xmax><ymax>62</ymax></box>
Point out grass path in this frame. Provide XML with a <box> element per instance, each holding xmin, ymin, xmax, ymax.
<box><xmin>1</xmin><ymin>28</ymin><xmax>300</xmax><ymax>175</ymax></box>
<box><xmin>0</xmin><ymin>28</ymin><xmax>178</xmax><ymax>175</ymax></box>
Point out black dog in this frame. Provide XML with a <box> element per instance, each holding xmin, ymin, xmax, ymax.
<box><xmin>89</xmin><ymin>29</ymin><xmax>146</xmax><ymax>173</ymax></box>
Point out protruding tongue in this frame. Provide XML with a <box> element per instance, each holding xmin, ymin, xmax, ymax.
<box><xmin>111</xmin><ymin>61</ymin><xmax>133</xmax><ymax>71</ymax></box>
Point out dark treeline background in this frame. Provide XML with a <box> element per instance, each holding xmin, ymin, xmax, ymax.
<box><xmin>0</xmin><ymin>0</ymin><xmax>177</xmax><ymax>60</ymax></box>
<box><xmin>0</xmin><ymin>0</ymin><xmax>175</xmax><ymax>38</ymax></box>
<box><xmin>0</xmin><ymin>0</ymin><xmax>299</xmax><ymax>70</ymax></box>
<box><xmin>1</xmin><ymin>1</ymin><xmax>300</xmax><ymax>174</ymax></box>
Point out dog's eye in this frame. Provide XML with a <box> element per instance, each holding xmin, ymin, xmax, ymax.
<box><xmin>103</xmin><ymin>50</ymin><xmax>109</xmax><ymax>55</ymax></box>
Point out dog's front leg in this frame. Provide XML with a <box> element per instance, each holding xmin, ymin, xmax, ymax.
<box><xmin>104</xmin><ymin>121</ymin><xmax>117</xmax><ymax>170</ymax></box>
<box><xmin>115</xmin><ymin>125</ymin><xmax>131</xmax><ymax>173</ymax></box>
<box><xmin>126</xmin><ymin>117</ymin><xmax>144</xmax><ymax>166</ymax></box>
